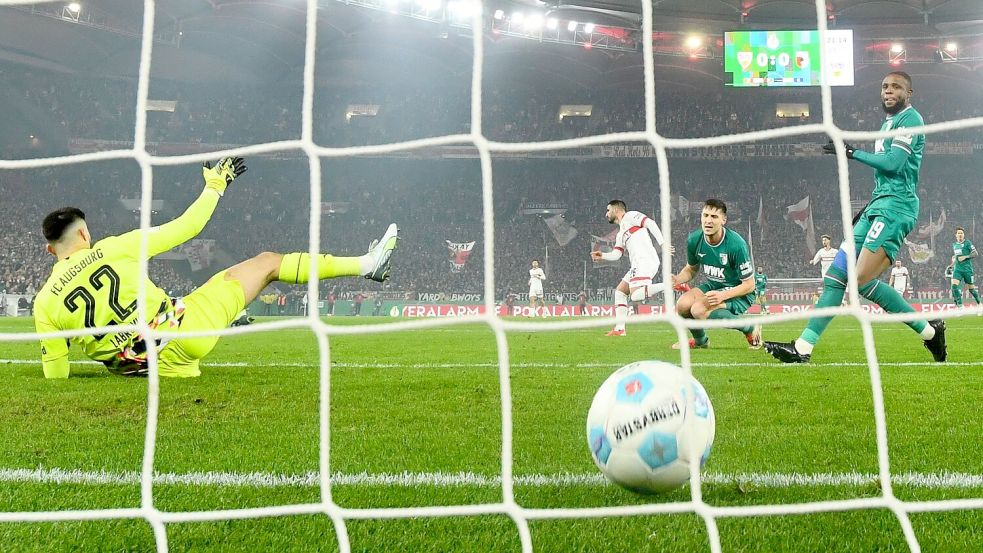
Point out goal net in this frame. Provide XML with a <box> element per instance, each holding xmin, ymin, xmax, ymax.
<box><xmin>0</xmin><ymin>0</ymin><xmax>980</xmax><ymax>551</ymax></box>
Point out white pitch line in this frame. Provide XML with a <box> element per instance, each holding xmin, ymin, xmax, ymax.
<box><xmin>0</xmin><ymin>467</ymin><xmax>981</xmax><ymax>490</ymax></box>
<box><xmin>1</xmin><ymin>359</ymin><xmax>981</xmax><ymax>370</ymax></box>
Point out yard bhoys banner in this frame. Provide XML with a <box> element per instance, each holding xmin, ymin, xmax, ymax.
<box><xmin>446</xmin><ymin>240</ymin><xmax>476</xmax><ymax>273</ymax></box>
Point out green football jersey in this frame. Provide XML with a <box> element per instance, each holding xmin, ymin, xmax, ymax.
<box><xmin>755</xmin><ymin>272</ymin><xmax>768</xmax><ymax>294</ymax></box>
<box><xmin>953</xmin><ymin>240</ymin><xmax>977</xmax><ymax>272</ymax></box>
<box><xmin>687</xmin><ymin>228</ymin><xmax>754</xmax><ymax>290</ymax></box>
<box><xmin>867</xmin><ymin>105</ymin><xmax>925</xmax><ymax>218</ymax></box>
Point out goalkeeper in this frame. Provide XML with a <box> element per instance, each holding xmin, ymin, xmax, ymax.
<box><xmin>34</xmin><ymin>157</ymin><xmax>399</xmax><ymax>378</ymax></box>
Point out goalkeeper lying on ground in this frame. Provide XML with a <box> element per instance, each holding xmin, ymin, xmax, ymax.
<box><xmin>33</xmin><ymin>157</ymin><xmax>398</xmax><ymax>378</ymax></box>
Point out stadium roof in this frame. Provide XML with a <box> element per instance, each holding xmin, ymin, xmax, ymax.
<box><xmin>0</xmin><ymin>0</ymin><xmax>980</xmax><ymax>87</ymax></box>
<box><xmin>549</xmin><ymin>0</ymin><xmax>982</xmax><ymax>29</ymax></box>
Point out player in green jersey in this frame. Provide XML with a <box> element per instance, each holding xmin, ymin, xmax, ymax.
<box><xmin>671</xmin><ymin>199</ymin><xmax>762</xmax><ymax>350</ymax></box>
<box><xmin>754</xmin><ymin>266</ymin><xmax>769</xmax><ymax>314</ymax></box>
<box><xmin>34</xmin><ymin>157</ymin><xmax>399</xmax><ymax>378</ymax></box>
<box><xmin>950</xmin><ymin>226</ymin><xmax>980</xmax><ymax>306</ymax></box>
<box><xmin>766</xmin><ymin>71</ymin><xmax>946</xmax><ymax>363</ymax></box>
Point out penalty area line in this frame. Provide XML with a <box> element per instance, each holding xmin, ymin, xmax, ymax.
<box><xmin>0</xmin><ymin>467</ymin><xmax>981</xmax><ymax>490</ymax></box>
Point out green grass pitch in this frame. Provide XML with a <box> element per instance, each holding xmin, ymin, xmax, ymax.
<box><xmin>0</xmin><ymin>315</ymin><xmax>980</xmax><ymax>552</ymax></box>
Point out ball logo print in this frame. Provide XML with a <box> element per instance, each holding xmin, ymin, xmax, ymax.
<box><xmin>587</xmin><ymin>361</ymin><xmax>715</xmax><ymax>493</ymax></box>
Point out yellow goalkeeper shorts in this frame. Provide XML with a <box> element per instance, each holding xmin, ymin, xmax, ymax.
<box><xmin>158</xmin><ymin>270</ymin><xmax>245</xmax><ymax>377</ymax></box>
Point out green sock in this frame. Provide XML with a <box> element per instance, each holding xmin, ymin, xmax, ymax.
<box><xmin>709</xmin><ymin>307</ymin><xmax>753</xmax><ymax>334</ymax></box>
<box><xmin>277</xmin><ymin>253</ymin><xmax>363</xmax><ymax>284</ymax></box>
<box><xmin>800</xmin><ymin>266</ymin><xmax>847</xmax><ymax>346</ymax></box>
<box><xmin>859</xmin><ymin>279</ymin><xmax>926</xmax><ymax>334</ymax></box>
<box><xmin>971</xmin><ymin>288</ymin><xmax>981</xmax><ymax>304</ymax></box>
<box><xmin>690</xmin><ymin>328</ymin><xmax>708</xmax><ymax>345</ymax></box>
<box><xmin>952</xmin><ymin>284</ymin><xmax>963</xmax><ymax>306</ymax></box>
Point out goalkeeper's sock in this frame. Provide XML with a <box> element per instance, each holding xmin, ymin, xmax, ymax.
<box><xmin>708</xmin><ymin>307</ymin><xmax>752</xmax><ymax>334</ymax></box>
<box><xmin>858</xmin><ymin>279</ymin><xmax>929</xmax><ymax>336</ymax></box>
<box><xmin>614</xmin><ymin>290</ymin><xmax>629</xmax><ymax>332</ymax></box>
<box><xmin>797</xmin><ymin>266</ymin><xmax>848</xmax><ymax>354</ymax></box>
<box><xmin>970</xmin><ymin>287</ymin><xmax>981</xmax><ymax>304</ymax></box>
<box><xmin>951</xmin><ymin>284</ymin><xmax>963</xmax><ymax>307</ymax></box>
<box><xmin>277</xmin><ymin>253</ymin><xmax>364</xmax><ymax>284</ymax></box>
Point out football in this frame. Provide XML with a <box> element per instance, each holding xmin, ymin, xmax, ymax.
<box><xmin>586</xmin><ymin>360</ymin><xmax>715</xmax><ymax>493</ymax></box>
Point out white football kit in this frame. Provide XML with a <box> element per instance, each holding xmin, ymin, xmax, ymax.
<box><xmin>612</xmin><ymin>211</ymin><xmax>665</xmax><ymax>288</ymax></box>
<box><xmin>890</xmin><ymin>266</ymin><xmax>909</xmax><ymax>294</ymax></box>
<box><xmin>812</xmin><ymin>246</ymin><xmax>838</xmax><ymax>277</ymax></box>
<box><xmin>528</xmin><ymin>267</ymin><xmax>545</xmax><ymax>298</ymax></box>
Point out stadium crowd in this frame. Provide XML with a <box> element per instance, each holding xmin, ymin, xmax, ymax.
<box><xmin>2</xmin><ymin>154</ymin><xmax>978</xmax><ymax>303</ymax></box>
<box><xmin>1</xmin><ymin>61</ymin><xmax>979</xmax><ymax>305</ymax></box>
<box><xmin>4</xmin><ymin>61</ymin><xmax>980</xmax><ymax>157</ymax></box>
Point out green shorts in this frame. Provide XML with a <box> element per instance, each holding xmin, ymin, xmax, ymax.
<box><xmin>854</xmin><ymin>210</ymin><xmax>916</xmax><ymax>263</ymax></box>
<box><xmin>697</xmin><ymin>282</ymin><xmax>755</xmax><ymax>316</ymax></box>
<box><xmin>952</xmin><ymin>267</ymin><xmax>975</xmax><ymax>285</ymax></box>
<box><xmin>158</xmin><ymin>270</ymin><xmax>246</xmax><ymax>377</ymax></box>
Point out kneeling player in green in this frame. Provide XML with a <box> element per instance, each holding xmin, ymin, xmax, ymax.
<box><xmin>950</xmin><ymin>227</ymin><xmax>979</xmax><ymax>307</ymax></box>
<box><xmin>34</xmin><ymin>157</ymin><xmax>399</xmax><ymax>378</ymax></box>
<box><xmin>671</xmin><ymin>199</ymin><xmax>762</xmax><ymax>350</ymax></box>
<box><xmin>765</xmin><ymin>71</ymin><xmax>946</xmax><ymax>363</ymax></box>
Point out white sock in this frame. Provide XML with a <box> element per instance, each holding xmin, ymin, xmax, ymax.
<box><xmin>614</xmin><ymin>290</ymin><xmax>629</xmax><ymax>332</ymax></box>
<box><xmin>794</xmin><ymin>338</ymin><xmax>814</xmax><ymax>355</ymax></box>
<box><xmin>630</xmin><ymin>282</ymin><xmax>668</xmax><ymax>302</ymax></box>
<box><xmin>919</xmin><ymin>325</ymin><xmax>935</xmax><ymax>340</ymax></box>
<box><xmin>358</xmin><ymin>254</ymin><xmax>373</xmax><ymax>274</ymax></box>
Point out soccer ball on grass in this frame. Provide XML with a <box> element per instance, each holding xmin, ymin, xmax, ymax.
<box><xmin>586</xmin><ymin>360</ymin><xmax>715</xmax><ymax>493</ymax></box>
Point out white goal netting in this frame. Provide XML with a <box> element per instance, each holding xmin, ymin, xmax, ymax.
<box><xmin>0</xmin><ymin>0</ymin><xmax>981</xmax><ymax>551</ymax></box>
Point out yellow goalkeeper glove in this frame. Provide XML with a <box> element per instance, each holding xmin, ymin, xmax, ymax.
<box><xmin>202</xmin><ymin>156</ymin><xmax>247</xmax><ymax>196</ymax></box>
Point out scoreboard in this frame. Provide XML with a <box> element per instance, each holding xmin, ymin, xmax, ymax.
<box><xmin>724</xmin><ymin>30</ymin><xmax>854</xmax><ymax>87</ymax></box>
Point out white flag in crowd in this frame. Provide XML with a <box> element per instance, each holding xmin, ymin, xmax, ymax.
<box><xmin>784</xmin><ymin>196</ymin><xmax>816</xmax><ymax>255</ymax></box>
<box><xmin>544</xmin><ymin>214</ymin><xmax>578</xmax><ymax>246</ymax></box>
<box><xmin>903</xmin><ymin>239</ymin><xmax>935</xmax><ymax>264</ymax></box>
<box><xmin>446</xmin><ymin>240</ymin><xmax>476</xmax><ymax>273</ymax></box>
<box><xmin>590</xmin><ymin>229</ymin><xmax>621</xmax><ymax>268</ymax></box>
<box><xmin>914</xmin><ymin>209</ymin><xmax>946</xmax><ymax>240</ymax></box>
<box><xmin>181</xmin><ymin>239</ymin><xmax>215</xmax><ymax>272</ymax></box>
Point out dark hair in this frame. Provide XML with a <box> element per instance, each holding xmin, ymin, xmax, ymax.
<box><xmin>886</xmin><ymin>71</ymin><xmax>913</xmax><ymax>90</ymax></box>
<box><xmin>42</xmin><ymin>207</ymin><xmax>85</xmax><ymax>242</ymax></box>
<box><xmin>703</xmin><ymin>198</ymin><xmax>727</xmax><ymax>214</ymax></box>
<box><xmin>955</xmin><ymin>226</ymin><xmax>964</xmax><ymax>232</ymax></box>
<box><xmin>607</xmin><ymin>200</ymin><xmax>627</xmax><ymax>212</ymax></box>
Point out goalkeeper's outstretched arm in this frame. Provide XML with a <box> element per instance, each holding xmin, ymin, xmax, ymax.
<box><xmin>117</xmin><ymin>157</ymin><xmax>247</xmax><ymax>257</ymax></box>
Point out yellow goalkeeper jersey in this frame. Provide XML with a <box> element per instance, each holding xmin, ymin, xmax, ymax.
<box><xmin>34</xmin><ymin>189</ymin><xmax>220</xmax><ymax>378</ymax></box>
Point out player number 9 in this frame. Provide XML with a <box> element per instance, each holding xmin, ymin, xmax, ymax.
<box><xmin>866</xmin><ymin>221</ymin><xmax>885</xmax><ymax>241</ymax></box>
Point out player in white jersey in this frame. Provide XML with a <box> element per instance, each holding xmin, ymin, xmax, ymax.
<box><xmin>889</xmin><ymin>259</ymin><xmax>910</xmax><ymax>298</ymax></box>
<box><xmin>811</xmin><ymin>235</ymin><xmax>839</xmax><ymax>278</ymax></box>
<box><xmin>590</xmin><ymin>200</ymin><xmax>669</xmax><ymax>336</ymax></box>
<box><xmin>528</xmin><ymin>259</ymin><xmax>546</xmax><ymax>308</ymax></box>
